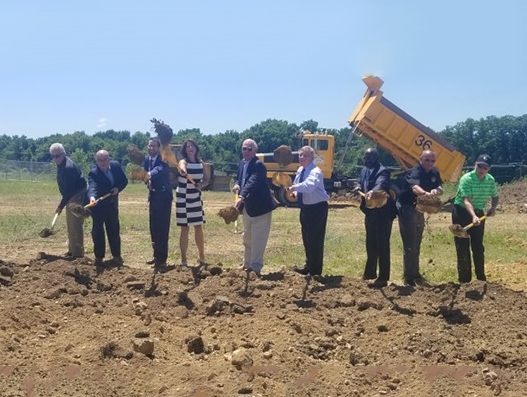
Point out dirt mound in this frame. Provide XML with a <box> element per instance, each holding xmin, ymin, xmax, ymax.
<box><xmin>496</xmin><ymin>177</ymin><xmax>527</xmax><ymax>213</ymax></box>
<box><xmin>2</xmin><ymin>255</ymin><xmax>527</xmax><ymax>396</ymax></box>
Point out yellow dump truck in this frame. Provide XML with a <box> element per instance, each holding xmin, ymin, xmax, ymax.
<box><xmin>347</xmin><ymin>75</ymin><xmax>466</xmax><ymax>183</ymax></box>
<box><xmin>259</xmin><ymin>75</ymin><xmax>466</xmax><ymax>206</ymax></box>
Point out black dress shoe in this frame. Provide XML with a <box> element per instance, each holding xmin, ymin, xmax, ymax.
<box><xmin>113</xmin><ymin>256</ymin><xmax>124</xmax><ymax>266</ymax></box>
<box><xmin>146</xmin><ymin>258</ymin><xmax>156</xmax><ymax>265</ymax></box>
<box><xmin>368</xmin><ymin>279</ymin><xmax>388</xmax><ymax>288</ymax></box>
<box><xmin>293</xmin><ymin>266</ymin><xmax>309</xmax><ymax>275</ymax></box>
<box><xmin>362</xmin><ymin>274</ymin><xmax>377</xmax><ymax>280</ymax></box>
<box><xmin>404</xmin><ymin>279</ymin><xmax>416</xmax><ymax>287</ymax></box>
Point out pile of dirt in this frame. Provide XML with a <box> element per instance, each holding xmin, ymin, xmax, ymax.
<box><xmin>2</xmin><ymin>179</ymin><xmax>527</xmax><ymax>396</ymax></box>
<box><xmin>2</xmin><ymin>255</ymin><xmax>527</xmax><ymax>396</ymax></box>
<box><xmin>495</xmin><ymin>177</ymin><xmax>527</xmax><ymax>213</ymax></box>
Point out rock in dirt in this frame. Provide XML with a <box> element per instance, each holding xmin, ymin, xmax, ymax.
<box><xmin>229</xmin><ymin>348</ymin><xmax>253</xmax><ymax>368</ymax></box>
<box><xmin>0</xmin><ymin>267</ymin><xmax>14</xmax><ymax>278</ymax></box>
<box><xmin>132</xmin><ymin>339</ymin><xmax>155</xmax><ymax>357</ymax></box>
<box><xmin>44</xmin><ymin>288</ymin><xmax>63</xmax><ymax>299</ymax></box>
<box><xmin>100</xmin><ymin>341</ymin><xmax>134</xmax><ymax>360</ymax></box>
<box><xmin>186</xmin><ymin>336</ymin><xmax>205</xmax><ymax>354</ymax></box>
<box><xmin>126</xmin><ymin>281</ymin><xmax>146</xmax><ymax>290</ymax></box>
<box><xmin>135</xmin><ymin>330</ymin><xmax>150</xmax><ymax>338</ymax></box>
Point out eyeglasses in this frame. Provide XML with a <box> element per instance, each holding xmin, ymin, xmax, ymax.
<box><xmin>477</xmin><ymin>164</ymin><xmax>489</xmax><ymax>170</ymax></box>
<box><xmin>51</xmin><ymin>153</ymin><xmax>63</xmax><ymax>159</ymax></box>
<box><xmin>422</xmin><ymin>158</ymin><xmax>436</xmax><ymax>163</ymax></box>
<box><xmin>242</xmin><ymin>147</ymin><xmax>253</xmax><ymax>151</ymax></box>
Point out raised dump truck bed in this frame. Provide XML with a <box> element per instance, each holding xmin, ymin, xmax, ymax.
<box><xmin>347</xmin><ymin>76</ymin><xmax>465</xmax><ymax>182</ymax></box>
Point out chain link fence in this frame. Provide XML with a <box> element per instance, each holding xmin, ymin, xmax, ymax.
<box><xmin>0</xmin><ymin>159</ymin><xmax>55</xmax><ymax>181</ymax></box>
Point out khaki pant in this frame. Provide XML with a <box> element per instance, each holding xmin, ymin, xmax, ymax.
<box><xmin>65</xmin><ymin>188</ymin><xmax>86</xmax><ymax>257</ymax></box>
<box><xmin>242</xmin><ymin>209</ymin><xmax>272</xmax><ymax>273</ymax></box>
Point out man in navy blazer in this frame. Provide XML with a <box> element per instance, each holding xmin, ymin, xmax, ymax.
<box><xmin>144</xmin><ymin>138</ymin><xmax>173</xmax><ymax>268</ymax></box>
<box><xmin>87</xmin><ymin>150</ymin><xmax>128</xmax><ymax>266</ymax></box>
<box><xmin>233</xmin><ymin>139</ymin><xmax>276</xmax><ymax>277</ymax></box>
<box><xmin>357</xmin><ymin>148</ymin><xmax>396</xmax><ymax>288</ymax></box>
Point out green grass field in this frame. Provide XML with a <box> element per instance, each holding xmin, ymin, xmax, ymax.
<box><xmin>1</xmin><ymin>180</ymin><xmax>526</xmax><ymax>289</ymax></box>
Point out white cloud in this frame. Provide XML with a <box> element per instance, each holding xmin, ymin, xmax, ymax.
<box><xmin>96</xmin><ymin>118</ymin><xmax>108</xmax><ymax>129</ymax></box>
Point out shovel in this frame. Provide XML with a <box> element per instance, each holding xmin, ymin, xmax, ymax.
<box><xmin>86</xmin><ymin>193</ymin><xmax>112</xmax><ymax>208</ymax></box>
<box><xmin>449</xmin><ymin>216</ymin><xmax>487</xmax><ymax>238</ymax></box>
<box><xmin>39</xmin><ymin>213</ymin><xmax>59</xmax><ymax>238</ymax></box>
<box><xmin>71</xmin><ymin>193</ymin><xmax>112</xmax><ymax>218</ymax></box>
<box><xmin>357</xmin><ymin>190</ymin><xmax>388</xmax><ymax>209</ymax></box>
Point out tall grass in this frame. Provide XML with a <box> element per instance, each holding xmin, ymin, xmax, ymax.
<box><xmin>1</xmin><ymin>180</ymin><xmax>526</xmax><ymax>289</ymax></box>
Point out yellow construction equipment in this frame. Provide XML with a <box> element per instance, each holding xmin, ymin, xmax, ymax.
<box><xmin>347</xmin><ymin>75</ymin><xmax>465</xmax><ymax>182</ymax></box>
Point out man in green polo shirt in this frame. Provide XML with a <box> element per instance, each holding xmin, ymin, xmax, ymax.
<box><xmin>452</xmin><ymin>154</ymin><xmax>499</xmax><ymax>282</ymax></box>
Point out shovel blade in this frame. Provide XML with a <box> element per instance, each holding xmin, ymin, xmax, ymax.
<box><xmin>449</xmin><ymin>224</ymin><xmax>469</xmax><ymax>238</ymax></box>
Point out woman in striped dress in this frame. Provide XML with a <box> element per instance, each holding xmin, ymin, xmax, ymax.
<box><xmin>176</xmin><ymin>139</ymin><xmax>209</xmax><ymax>266</ymax></box>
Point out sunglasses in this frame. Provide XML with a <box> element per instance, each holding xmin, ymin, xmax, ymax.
<box><xmin>242</xmin><ymin>147</ymin><xmax>253</xmax><ymax>151</ymax></box>
<box><xmin>51</xmin><ymin>153</ymin><xmax>63</xmax><ymax>159</ymax></box>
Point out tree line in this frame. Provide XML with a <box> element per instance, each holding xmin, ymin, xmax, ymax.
<box><xmin>1</xmin><ymin>114</ymin><xmax>526</xmax><ymax>179</ymax></box>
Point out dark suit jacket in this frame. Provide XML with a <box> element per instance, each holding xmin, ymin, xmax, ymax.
<box><xmin>235</xmin><ymin>157</ymin><xmax>276</xmax><ymax>217</ymax></box>
<box><xmin>144</xmin><ymin>155</ymin><xmax>173</xmax><ymax>198</ymax></box>
<box><xmin>359</xmin><ymin>163</ymin><xmax>395</xmax><ymax>219</ymax></box>
<box><xmin>57</xmin><ymin>156</ymin><xmax>87</xmax><ymax>208</ymax></box>
<box><xmin>87</xmin><ymin>161</ymin><xmax>128</xmax><ymax>211</ymax></box>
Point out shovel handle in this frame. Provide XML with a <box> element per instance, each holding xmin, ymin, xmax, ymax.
<box><xmin>85</xmin><ymin>193</ymin><xmax>112</xmax><ymax>209</ymax></box>
<box><xmin>178</xmin><ymin>167</ymin><xmax>197</xmax><ymax>186</ymax></box>
<box><xmin>463</xmin><ymin>215</ymin><xmax>487</xmax><ymax>231</ymax></box>
<box><xmin>51</xmin><ymin>213</ymin><xmax>59</xmax><ymax>228</ymax></box>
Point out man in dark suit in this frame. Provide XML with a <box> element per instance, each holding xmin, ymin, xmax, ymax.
<box><xmin>233</xmin><ymin>139</ymin><xmax>276</xmax><ymax>277</ymax></box>
<box><xmin>357</xmin><ymin>148</ymin><xmax>396</xmax><ymax>288</ymax></box>
<box><xmin>396</xmin><ymin>150</ymin><xmax>443</xmax><ymax>286</ymax></box>
<box><xmin>144</xmin><ymin>138</ymin><xmax>173</xmax><ymax>268</ymax></box>
<box><xmin>49</xmin><ymin>143</ymin><xmax>87</xmax><ymax>258</ymax></box>
<box><xmin>87</xmin><ymin>150</ymin><xmax>128</xmax><ymax>266</ymax></box>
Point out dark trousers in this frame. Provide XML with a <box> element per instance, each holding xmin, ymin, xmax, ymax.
<box><xmin>397</xmin><ymin>203</ymin><xmax>425</xmax><ymax>282</ymax></box>
<box><xmin>91</xmin><ymin>201</ymin><xmax>121</xmax><ymax>259</ymax></box>
<box><xmin>300</xmin><ymin>201</ymin><xmax>328</xmax><ymax>276</ymax></box>
<box><xmin>363</xmin><ymin>209</ymin><xmax>393</xmax><ymax>281</ymax></box>
<box><xmin>452</xmin><ymin>205</ymin><xmax>486</xmax><ymax>282</ymax></box>
<box><xmin>149</xmin><ymin>191</ymin><xmax>173</xmax><ymax>263</ymax></box>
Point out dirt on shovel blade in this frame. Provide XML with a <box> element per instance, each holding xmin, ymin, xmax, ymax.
<box><xmin>38</xmin><ymin>228</ymin><xmax>55</xmax><ymax>238</ymax></box>
<box><xmin>449</xmin><ymin>223</ymin><xmax>468</xmax><ymax>237</ymax></box>
<box><xmin>68</xmin><ymin>203</ymin><xmax>91</xmax><ymax>218</ymax></box>
<box><xmin>218</xmin><ymin>205</ymin><xmax>240</xmax><ymax>224</ymax></box>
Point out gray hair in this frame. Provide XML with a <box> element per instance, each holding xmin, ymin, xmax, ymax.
<box><xmin>49</xmin><ymin>143</ymin><xmax>66</xmax><ymax>155</ymax></box>
<box><xmin>299</xmin><ymin>145</ymin><xmax>315</xmax><ymax>159</ymax></box>
<box><xmin>242</xmin><ymin>139</ymin><xmax>258</xmax><ymax>152</ymax></box>
<box><xmin>95</xmin><ymin>150</ymin><xmax>110</xmax><ymax>161</ymax></box>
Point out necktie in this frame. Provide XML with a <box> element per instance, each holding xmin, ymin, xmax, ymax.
<box><xmin>241</xmin><ymin>161</ymin><xmax>248</xmax><ymax>187</ymax></box>
<box><xmin>105</xmin><ymin>168</ymin><xmax>115</xmax><ymax>186</ymax></box>
<box><xmin>363</xmin><ymin>168</ymin><xmax>371</xmax><ymax>192</ymax></box>
<box><xmin>149</xmin><ymin>158</ymin><xmax>154</xmax><ymax>171</ymax></box>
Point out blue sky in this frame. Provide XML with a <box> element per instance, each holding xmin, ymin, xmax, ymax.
<box><xmin>1</xmin><ymin>0</ymin><xmax>526</xmax><ymax>139</ymax></box>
